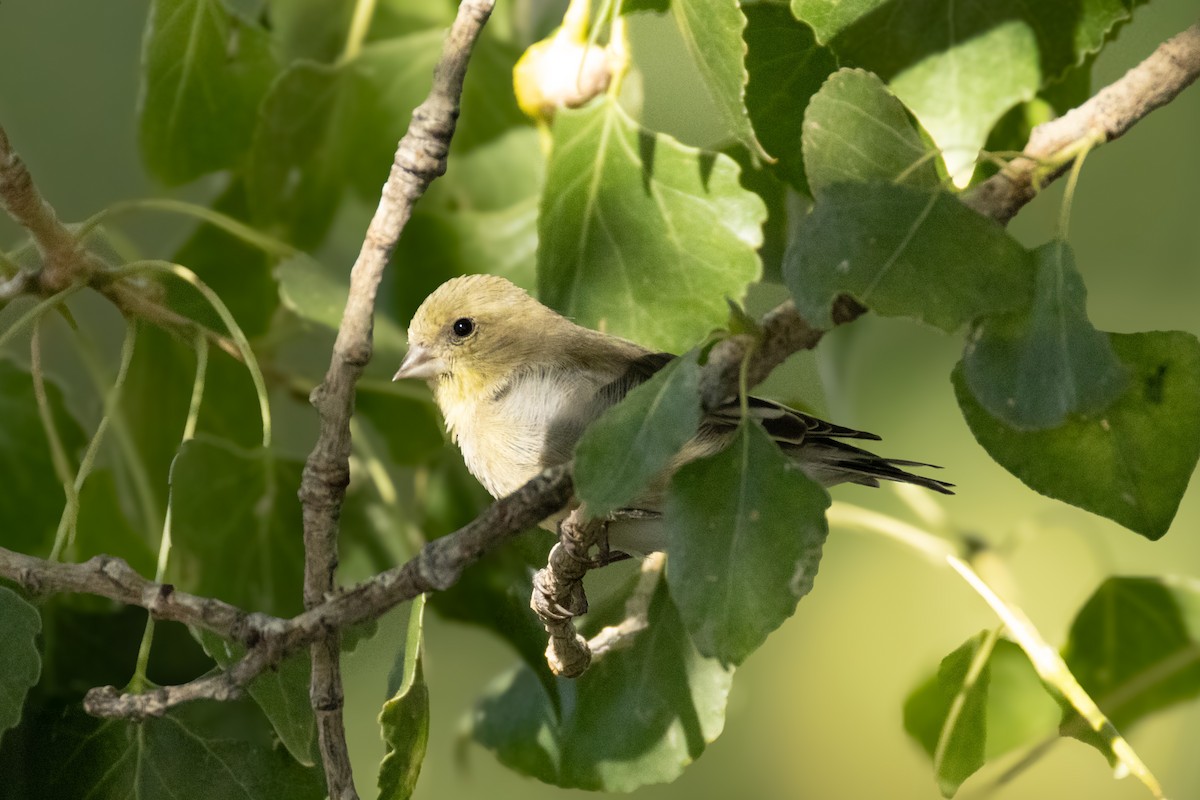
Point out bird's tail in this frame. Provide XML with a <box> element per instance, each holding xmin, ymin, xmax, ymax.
<box><xmin>788</xmin><ymin>439</ymin><xmax>956</xmax><ymax>495</ymax></box>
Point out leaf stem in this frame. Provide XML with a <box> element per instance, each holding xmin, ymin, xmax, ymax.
<box><xmin>130</xmin><ymin>332</ymin><xmax>208</xmax><ymax>692</ymax></box>
<box><xmin>945</xmin><ymin>556</ymin><xmax>1164</xmax><ymax>799</ymax></box>
<box><xmin>108</xmin><ymin>260</ymin><xmax>271</xmax><ymax>448</ymax></box>
<box><xmin>76</xmin><ymin>198</ymin><xmax>295</xmax><ymax>259</ymax></box>
<box><xmin>0</xmin><ymin>285</ymin><xmax>83</xmax><ymax>350</ymax></box>
<box><xmin>341</xmin><ymin>0</ymin><xmax>379</xmax><ymax>64</ymax></box>
<box><xmin>833</xmin><ymin>503</ymin><xmax>1165</xmax><ymax>798</ymax></box>
<box><xmin>67</xmin><ymin>322</ymin><xmax>162</xmax><ymax>539</ymax></box>
<box><xmin>49</xmin><ymin>319</ymin><xmax>139</xmax><ymax>562</ymax></box>
<box><xmin>30</xmin><ymin>321</ymin><xmax>79</xmax><ymax>559</ymax></box>
<box><xmin>1057</xmin><ymin>140</ymin><xmax>1093</xmax><ymax>241</ymax></box>
<box><xmin>826</xmin><ymin>501</ymin><xmax>957</xmax><ymax>563</ymax></box>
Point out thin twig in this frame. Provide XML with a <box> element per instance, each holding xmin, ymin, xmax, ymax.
<box><xmin>296</xmin><ymin>3</ymin><xmax>495</xmax><ymax>796</ymax></box>
<box><xmin>966</xmin><ymin>21</ymin><xmax>1200</xmax><ymax>223</ymax></box>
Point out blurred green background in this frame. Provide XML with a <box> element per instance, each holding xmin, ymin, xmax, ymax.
<box><xmin>2</xmin><ymin>1</ymin><xmax>1198</xmax><ymax>799</ymax></box>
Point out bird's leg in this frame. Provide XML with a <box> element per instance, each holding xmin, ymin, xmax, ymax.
<box><xmin>559</xmin><ymin>505</ymin><xmax>611</xmax><ymax>567</ymax></box>
<box><xmin>529</xmin><ymin>506</ymin><xmax>609</xmax><ymax>678</ymax></box>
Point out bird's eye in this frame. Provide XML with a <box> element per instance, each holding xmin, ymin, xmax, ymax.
<box><xmin>451</xmin><ymin>317</ymin><xmax>475</xmax><ymax>338</ymax></box>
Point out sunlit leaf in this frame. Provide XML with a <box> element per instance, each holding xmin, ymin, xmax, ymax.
<box><xmin>953</xmin><ymin>331</ymin><xmax>1200</xmax><ymax>540</ymax></box>
<box><xmin>789</xmin><ymin>0</ymin><xmax>1146</xmax><ymax>184</ymax></box>
<box><xmin>663</xmin><ymin>0</ymin><xmax>767</xmax><ymax>160</ymax></box>
<box><xmin>665</xmin><ymin>421</ymin><xmax>829</xmax><ymax>666</ymax></box>
<box><xmin>538</xmin><ymin>98</ymin><xmax>766</xmax><ymax>352</ymax></box>
<box><xmin>472</xmin><ymin>579</ymin><xmax>734</xmax><ymax>791</ymax></box>
<box><xmin>139</xmin><ymin>0</ymin><xmax>277</xmax><ymax>184</ymax></box>
<box><xmin>784</xmin><ymin>182</ymin><xmax>1032</xmax><ymax>332</ymax></box>
<box><xmin>574</xmin><ymin>352</ymin><xmax>702</xmax><ymax>519</ymax></box>
<box><xmin>0</xmin><ymin>588</ymin><xmax>40</xmax><ymax>738</ymax></box>
<box><xmin>801</xmin><ymin>68</ymin><xmax>940</xmax><ymax>195</ymax></box>
<box><xmin>378</xmin><ymin>597</ymin><xmax>429</xmax><ymax>800</ymax></box>
<box><xmin>0</xmin><ymin>358</ymin><xmax>86</xmax><ymax>557</ymax></box>
<box><xmin>904</xmin><ymin>633</ymin><xmax>1059</xmax><ymax>797</ymax></box>
<box><xmin>743</xmin><ymin>4</ymin><xmax>837</xmax><ymax>194</ymax></box>
<box><xmin>962</xmin><ymin>241</ymin><xmax>1127</xmax><ymax>430</ymax></box>
<box><xmin>1061</xmin><ymin>577</ymin><xmax>1200</xmax><ymax>755</ymax></box>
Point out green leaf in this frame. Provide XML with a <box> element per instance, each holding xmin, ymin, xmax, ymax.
<box><xmin>168</xmin><ymin>179</ymin><xmax>279</xmax><ymax>339</ymax></box>
<box><xmin>903</xmin><ymin>633</ymin><xmax>1060</xmax><ymax>797</ymax></box>
<box><xmin>245</xmin><ymin>22</ymin><xmax>522</xmax><ymax>246</ymax></box>
<box><xmin>538</xmin><ymin>98</ymin><xmax>766</xmax><ymax>352</ymax></box>
<box><xmin>0</xmin><ymin>588</ymin><xmax>40</xmax><ymax>739</ymax></box>
<box><xmin>389</xmin><ymin>199</ymin><xmax>540</xmax><ymax>322</ymax></box>
<box><xmin>169</xmin><ymin>435</ymin><xmax>306</xmax><ymax>615</ymax></box>
<box><xmin>197</xmin><ymin>631</ymin><xmax>317</xmax><ymax>767</ymax></box>
<box><xmin>784</xmin><ymin>182</ymin><xmax>1032</xmax><ymax>332</ymax></box>
<box><xmin>428</xmin><ymin>528</ymin><xmax>557</xmax><ymax>698</ymax></box>
<box><xmin>276</xmin><ymin>253</ymin><xmax>408</xmax><ymax>357</ymax></box>
<box><xmin>0</xmin><ymin>358</ymin><xmax>86</xmax><ymax>557</ymax></box>
<box><xmin>390</xmin><ymin>127</ymin><xmax>544</xmax><ymax>321</ymax></box>
<box><xmin>40</xmin><ymin>702</ymin><xmax>324</xmax><ymax>799</ymax></box>
<box><xmin>743</xmin><ymin>5</ymin><xmax>838</xmax><ymax>194</ymax></box>
<box><xmin>341</xmin><ymin>32</ymin><xmax>444</xmax><ymax>198</ymax></box>
<box><xmin>962</xmin><ymin>241</ymin><xmax>1127</xmax><ymax>430</ymax></box>
<box><xmin>663</xmin><ymin>0</ymin><xmax>767</xmax><ymax>160</ymax></box>
<box><xmin>574</xmin><ymin>352</ymin><xmax>702</xmax><ymax>519</ymax></box>
<box><xmin>664</xmin><ymin>421</ymin><xmax>830</xmax><ymax>666</ymax></box>
<box><xmin>378</xmin><ymin>597</ymin><xmax>429</xmax><ymax>800</ymax></box>
<box><xmin>801</xmin><ymin>68</ymin><xmax>940</xmax><ymax>196</ymax></box>
<box><xmin>356</xmin><ymin>385</ymin><xmax>444</xmax><ymax>466</ymax></box>
<box><xmin>905</xmin><ymin>630</ymin><xmax>992</xmax><ymax>797</ymax></box>
<box><xmin>265</xmin><ymin>0</ymin><xmax>355</xmax><ymax>63</ymax></box>
<box><xmin>246</xmin><ymin>60</ymin><xmax>354</xmax><ymax>247</ymax></box>
<box><xmin>790</xmin><ymin>0</ymin><xmax>1146</xmax><ymax>185</ymax></box>
<box><xmin>472</xmin><ymin>579</ymin><xmax>734</xmax><ymax>791</ymax></box>
<box><xmin>73</xmin><ymin>470</ymin><xmax>156</xmax><ymax>577</ymax></box>
<box><xmin>139</xmin><ymin>0</ymin><xmax>277</xmax><ymax>184</ymax></box>
<box><xmin>953</xmin><ymin>331</ymin><xmax>1200</xmax><ymax>540</ymax></box>
<box><xmin>1061</xmin><ymin>577</ymin><xmax>1200</xmax><ymax>754</ymax></box>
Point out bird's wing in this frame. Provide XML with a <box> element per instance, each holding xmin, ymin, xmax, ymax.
<box><xmin>706</xmin><ymin>396</ymin><xmax>882</xmax><ymax>445</ymax></box>
<box><xmin>588</xmin><ymin>350</ymin><xmax>954</xmax><ymax>495</ymax></box>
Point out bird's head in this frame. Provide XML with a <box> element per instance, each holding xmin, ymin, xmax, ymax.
<box><xmin>394</xmin><ymin>274</ymin><xmax>565</xmax><ymax>393</ymax></box>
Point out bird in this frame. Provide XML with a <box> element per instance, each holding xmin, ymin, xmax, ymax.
<box><xmin>394</xmin><ymin>274</ymin><xmax>952</xmax><ymax>553</ymax></box>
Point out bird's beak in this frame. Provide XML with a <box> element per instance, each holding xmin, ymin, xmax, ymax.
<box><xmin>393</xmin><ymin>345</ymin><xmax>443</xmax><ymax>381</ymax></box>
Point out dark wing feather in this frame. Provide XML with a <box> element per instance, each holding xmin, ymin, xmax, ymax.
<box><xmin>597</xmin><ymin>351</ymin><xmax>676</xmax><ymax>405</ymax></box>
<box><xmin>591</xmin><ymin>352</ymin><xmax>954</xmax><ymax>495</ymax></box>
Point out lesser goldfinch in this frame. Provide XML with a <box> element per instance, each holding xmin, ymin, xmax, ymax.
<box><xmin>395</xmin><ymin>275</ymin><xmax>952</xmax><ymax>552</ymax></box>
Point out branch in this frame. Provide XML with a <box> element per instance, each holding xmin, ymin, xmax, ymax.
<box><xmin>296</xmin><ymin>2</ymin><xmax>495</xmax><ymax>797</ymax></box>
<box><xmin>0</xmin><ymin>548</ymin><xmax>258</xmax><ymax>643</ymax></box>
<box><xmin>0</xmin><ymin>125</ymin><xmax>89</xmax><ymax>291</ymax></box>
<box><xmin>966</xmin><ymin>21</ymin><xmax>1200</xmax><ymax>223</ymax></box>
<box><xmin>1</xmin><ymin>462</ymin><xmax>573</xmax><ymax>720</ymax></box>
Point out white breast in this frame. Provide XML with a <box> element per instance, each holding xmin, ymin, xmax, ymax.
<box><xmin>443</xmin><ymin>367</ymin><xmax>604</xmax><ymax>499</ymax></box>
